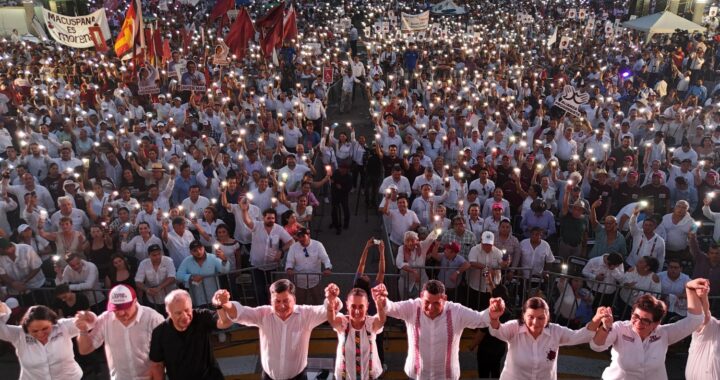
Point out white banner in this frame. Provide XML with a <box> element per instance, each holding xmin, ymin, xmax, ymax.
<box><xmin>42</xmin><ymin>8</ymin><xmax>111</xmax><ymax>48</ymax></box>
<box><xmin>401</xmin><ymin>11</ymin><xmax>430</xmax><ymax>32</ymax></box>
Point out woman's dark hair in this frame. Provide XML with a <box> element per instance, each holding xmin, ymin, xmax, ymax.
<box><xmin>633</xmin><ymin>294</ymin><xmax>667</xmax><ymax>322</ymax></box>
<box><xmin>215</xmin><ymin>224</ymin><xmax>231</xmax><ymax>237</ymax></box>
<box><xmin>21</xmin><ymin>305</ymin><xmax>58</xmax><ymax>333</ymax></box>
<box><xmin>280</xmin><ymin>210</ymin><xmax>295</xmax><ymax>226</ymax></box>
<box><xmin>108</xmin><ymin>253</ymin><xmax>131</xmax><ymax>281</ymax></box>
<box><xmin>640</xmin><ymin>256</ymin><xmax>660</xmax><ymax>273</ymax></box>
<box><xmin>136</xmin><ymin>221</ymin><xmax>150</xmax><ymax>232</ymax></box>
<box><xmin>521</xmin><ymin>297</ymin><xmax>550</xmax><ymax>327</ymax></box>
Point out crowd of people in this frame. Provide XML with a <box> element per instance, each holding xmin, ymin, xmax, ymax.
<box><xmin>0</xmin><ymin>0</ymin><xmax>718</xmax><ymax>378</ymax></box>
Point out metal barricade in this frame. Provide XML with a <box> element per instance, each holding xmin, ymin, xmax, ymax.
<box><xmin>182</xmin><ymin>267</ymin><xmax>261</xmax><ymax>308</ymax></box>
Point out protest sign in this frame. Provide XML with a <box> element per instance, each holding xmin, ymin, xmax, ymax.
<box><xmin>212</xmin><ymin>41</ymin><xmax>231</xmax><ymax>66</ymax></box>
<box><xmin>555</xmin><ymin>85</ymin><xmax>590</xmax><ymax>117</ymax></box>
<box><xmin>401</xmin><ymin>11</ymin><xmax>430</xmax><ymax>32</ymax></box>
<box><xmin>138</xmin><ymin>65</ymin><xmax>160</xmax><ymax>95</ymax></box>
<box><xmin>42</xmin><ymin>8</ymin><xmax>111</xmax><ymax>49</ymax></box>
<box><xmin>178</xmin><ymin>60</ymin><xmax>207</xmax><ymax>92</ymax></box>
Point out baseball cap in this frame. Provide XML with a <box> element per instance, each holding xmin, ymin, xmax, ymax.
<box><xmin>444</xmin><ymin>242</ymin><xmax>460</xmax><ymax>253</ymax></box>
<box><xmin>63</xmin><ymin>180</ymin><xmax>78</xmax><ymax>188</ymax></box>
<box><xmin>161</xmin><ymin>134</ymin><xmax>172</xmax><ymax>139</ymax></box>
<box><xmin>296</xmin><ymin>227</ymin><xmax>309</xmax><ymax>236</ymax></box>
<box><xmin>491</xmin><ymin>203</ymin><xmax>504</xmax><ymax>210</ymax></box>
<box><xmin>0</xmin><ymin>238</ymin><xmax>11</xmax><ymax>249</ymax></box>
<box><xmin>189</xmin><ymin>240</ymin><xmax>204</xmax><ymax>250</ymax></box>
<box><xmin>17</xmin><ymin>224</ymin><xmax>30</xmax><ymax>234</ymax></box>
<box><xmin>481</xmin><ymin>231</ymin><xmax>495</xmax><ymax>244</ymax></box>
<box><xmin>107</xmin><ymin>284</ymin><xmax>137</xmax><ymax>311</ymax></box>
<box><xmin>628</xmin><ymin>170</ymin><xmax>639</xmax><ymax>178</ymax></box>
<box><xmin>147</xmin><ymin>244</ymin><xmax>162</xmax><ymax>253</ymax></box>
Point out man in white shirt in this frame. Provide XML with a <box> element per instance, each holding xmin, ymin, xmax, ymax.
<box><xmin>49</xmin><ymin>196</ymin><xmax>90</xmax><ymax>232</ymax></box>
<box><xmin>657</xmin><ymin>200</ymin><xmax>694</xmax><ymax>264</ymax></box>
<box><xmin>180</xmin><ymin>185</ymin><xmax>210</xmax><ymax>218</ymax></box>
<box><xmin>239</xmin><ymin>200</ymin><xmax>294</xmax><ymax>305</ymax></box>
<box><xmin>285</xmin><ymin>228</ymin><xmax>332</xmax><ymax>305</ymax></box>
<box><xmin>467</xmin><ymin>232</ymin><xmax>506</xmax><ymax>310</ymax></box>
<box><xmin>75</xmin><ymin>284</ymin><xmax>165</xmax><ymax>380</ymax></box>
<box><xmin>135</xmin><ymin>244</ymin><xmax>177</xmax><ymax>312</ymax></box>
<box><xmin>218</xmin><ymin>280</ymin><xmax>338</xmax><ymax>380</ymax></box>
<box><xmin>372</xmin><ymin>280</ymin><xmax>493</xmax><ymax>379</ymax></box>
<box><xmin>519</xmin><ymin>227</ymin><xmax>556</xmax><ymax>279</ymax></box>
<box><xmin>0</xmin><ymin>238</ymin><xmax>45</xmax><ymax>298</ymax></box>
<box><xmin>658</xmin><ymin>258</ymin><xmax>691</xmax><ymax>317</ymax></box>
<box><xmin>278</xmin><ymin>154</ymin><xmax>311</xmax><ymax>192</ymax></box>
<box><xmin>381</xmin><ymin>194</ymin><xmax>420</xmax><ymax>247</ymax></box>
<box><xmin>56</xmin><ymin>253</ymin><xmax>105</xmax><ymax>307</ymax></box>
<box><xmin>581</xmin><ymin>252</ymin><xmax>625</xmax><ymax>307</ymax></box>
<box><xmin>161</xmin><ymin>217</ymin><xmax>195</xmax><ymax>268</ymax></box>
<box><xmin>627</xmin><ymin>207</ymin><xmax>666</xmax><ymax>269</ymax></box>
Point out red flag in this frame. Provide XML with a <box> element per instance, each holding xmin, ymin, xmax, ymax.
<box><xmin>256</xmin><ymin>3</ymin><xmax>284</xmax><ymax>29</ymax></box>
<box><xmin>162</xmin><ymin>38</ymin><xmax>171</xmax><ymax>63</ymax></box>
<box><xmin>144</xmin><ymin>27</ymin><xmax>154</xmax><ymax>59</ymax></box>
<box><xmin>210</xmin><ymin>0</ymin><xmax>233</xmax><ymax>21</ymax></box>
<box><xmin>283</xmin><ymin>5</ymin><xmax>298</xmax><ymax>42</ymax></box>
<box><xmin>115</xmin><ymin>0</ymin><xmax>141</xmax><ymax>59</ymax></box>
<box><xmin>261</xmin><ymin>18</ymin><xmax>283</xmax><ymax>57</ymax></box>
<box><xmin>225</xmin><ymin>7</ymin><xmax>255</xmax><ymax>59</ymax></box>
<box><xmin>153</xmin><ymin>29</ymin><xmax>163</xmax><ymax>59</ymax></box>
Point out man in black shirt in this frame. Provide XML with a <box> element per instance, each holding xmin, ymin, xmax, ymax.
<box><xmin>330</xmin><ymin>164</ymin><xmax>354</xmax><ymax>234</ymax></box>
<box><xmin>613</xmin><ymin>170</ymin><xmax>642</xmax><ymax>214</ymax></box>
<box><xmin>149</xmin><ymin>289</ymin><xmax>233</xmax><ymax>380</ymax></box>
<box><xmin>641</xmin><ymin>171</ymin><xmax>672</xmax><ymax>215</ymax></box>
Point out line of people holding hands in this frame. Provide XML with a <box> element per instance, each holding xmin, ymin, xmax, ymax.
<box><xmin>0</xmin><ymin>273</ymin><xmax>715</xmax><ymax>379</ymax></box>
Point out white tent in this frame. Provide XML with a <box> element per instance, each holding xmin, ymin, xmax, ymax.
<box><xmin>431</xmin><ymin>0</ymin><xmax>466</xmax><ymax>15</ymax></box>
<box><xmin>622</xmin><ymin>11</ymin><xmax>705</xmax><ymax>40</ymax></box>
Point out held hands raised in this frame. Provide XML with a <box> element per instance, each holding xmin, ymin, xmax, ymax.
<box><xmin>212</xmin><ymin>289</ymin><xmax>232</xmax><ymax>310</ymax></box>
<box><xmin>488</xmin><ymin>297</ymin><xmax>505</xmax><ymax>320</ymax></box>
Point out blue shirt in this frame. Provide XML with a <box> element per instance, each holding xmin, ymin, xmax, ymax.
<box><xmin>177</xmin><ymin>253</ymin><xmax>230</xmax><ymax>306</ymax></box>
<box><xmin>172</xmin><ymin>174</ymin><xmax>197</xmax><ymax>206</ymax></box>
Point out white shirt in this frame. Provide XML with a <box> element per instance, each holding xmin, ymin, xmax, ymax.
<box><xmin>120</xmin><ymin>235</ymin><xmax>162</xmax><ymax>262</ymax></box>
<box><xmin>386</xmin><ymin>208</ymin><xmax>420</xmax><ymax>245</ymax></box>
<box><xmin>86</xmin><ymin>306</ymin><xmax>165</xmax><ymax>380</ymax></box>
<box><xmin>379</xmin><ymin>176</ymin><xmax>412</xmax><ymax>196</ymax></box>
<box><xmin>627</xmin><ymin>214</ymin><xmax>666</xmax><ymax>267</ymax></box>
<box><xmin>135</xmin><ymin>256</ymin><xmax>177</xmax><ymax>305</ymax></box>
<box><xmin>180</xmin><ymin>196</ymin><xmax>210</xmax><ymax>218</ymax></box>
<box><xmin>687</xmin><ymin>317</ymin><xmax>720</xmax><ymax>380</ymax></box>
<box><xmin>590</xmin><ymin>313</ymin><xmax>703</xmax><ymax>380</ymax></box>
<box><xmin>581</xmin><ymin>255</ymin><xmax>625</xmax><ymax>293</ymax></box>
<box><xmin>490</xmin><ymin>320</ymin><xmax>594</xmax><ymax>380</ymax></box>
<box><xmin>0</xmin><ymin>311</ymin><xmax>82</xmax><ymax>380</ymax></box>
<box><xmin>619</xmin><ymin>270</ymin><xmax>662</xmax><ymax>305</ymax></box>
<box><xmin>164</xmin><ymin>229</ymin><xmax>195</xmax><ymax>268</ymax></box>
<box><xmin>657</xmin><ymin>213</ymin><xmax>693</xmax><ymax>251</ymax></box>
<box><xmin>384</xmin><ymin>299</ymin><xmax>490</xmax><ymax>380</ymax></box>
<box><xmin>228</xmin><ymin>203</ymin><xmax>261</xmax><ymax>244</ymax></box>
<box><xmin>333</xmin><ymin>315</ymin><xmax>384</xmax><ymax>380</ymax></box>
<box><xmin>248</xmin><ymin>223</ymin><xmax>293</xmax><ymax>269</ymax></box>
<box><xmin>467</xmin><ymin>245</ymin><xmax>503</xmax><ymax>292</ymax></box>
<box><xmin>285</xmin><ymin>239</ymin><xmax>332</xmax><ymax>289</ymax></box>
<box><xmin>56</xmin><ymin>260</ymin><xmax>104</xmax><ymax>305</ymax></box>
<box><xmin>396</xmin><ymin>239</ymin><xmax>434</xmax><ymax>293</ymax></box>
<box><xmin>230</xmin><ymin>302</ymin><xmax>328</xmax><ymax>380</ymax></box>
<box><xmin>0</xmin><ymin>244</ymin><xmax>45</xmax><ymax>292</ymax></box>
<box><xmin>49</xmin><ymin>209</ymin><xmax>90</xmax><ymax>232</ymax></box>
<box><xmin>519</xmin><ymin>239</ymin><xmax>555</xmax><ymax>278</ymax></box>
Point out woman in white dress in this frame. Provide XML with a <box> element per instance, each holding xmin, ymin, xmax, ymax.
<box><xmin>326</xmin><ymin>286</ymin><xmax>386</xmax><ymax>380</ymax></box>
<box><xmin>0</xmin><ymin>301</ymin><xmax>83</xmax><ymax>379</ymax></box>
<box><xmin>591</xmin><ymin>278</ymin><xmax>708</xmax><ymax>380</ymax></box>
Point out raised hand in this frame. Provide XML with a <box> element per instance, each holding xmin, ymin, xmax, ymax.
<box><xmin>488</xmin><ymin>297</ymin><xmax>505</xmax><ymax>320</ymax></box>
<box><xmin>74</xmin><ymin>311</ymin><xmax>97</xmax><ymax>332</ymax></box>
<box><xmin>212</xmin><ymin>289</ymin><xmax>231</xmax><ymax>308</ymax></box>
<box><xmin>372</xmin><ymin>283</ymin><xmax>388</xmax><ymax>300</ymax></box>
<box><xmin>325</xmin><ymin>283</ymin><xmax>340</xmax><ymax>301</ymax></box>
<box><xmin>687</xmin><ymin>278</ymin><xmax>710</xmax><ymax>297</ymax></box>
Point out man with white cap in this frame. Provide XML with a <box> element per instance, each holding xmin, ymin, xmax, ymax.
<box><xmin>467</xmin><ymin>231</ymin><xmax>506</xmax><ymax>310</ymax></box>
<box><xmin>0</xmin><ymin>237</ymin><xmax>45</xmax><ymax>301</ymax></box>
<box><xmin>75</xmin><ymin>284</ymin><xmax>164</xmax><ymax>380</ymax></box>
<box><xmin>53</xmin><ymin>144</ymin><xmax>83</xmax><ymax>173</ymax></box>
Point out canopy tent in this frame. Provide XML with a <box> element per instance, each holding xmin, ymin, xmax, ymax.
<box><xmin>622</xmin><ymin>11</ymin><xmax>705</xmax><ymax>40</ymax></box>
<box><xmin>430</xmin><ymin>0</ymin><xmax>466</xmax><ymax>15</ymax></box>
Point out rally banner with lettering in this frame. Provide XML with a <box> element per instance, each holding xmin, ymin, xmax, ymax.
<box><xmin>42</xmin><ymin>8</ymin><xmax>111</xmax><ymax>48</ymax></box>
<box><xmin>401</xmin><ymin>11</ymin><xmax>430</xmax><ymax>32</ymax></box>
